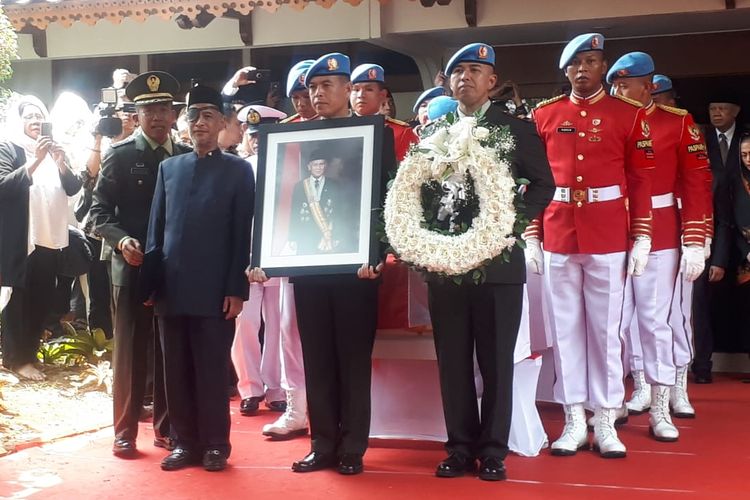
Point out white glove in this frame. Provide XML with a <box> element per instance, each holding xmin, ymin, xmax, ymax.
<box><xmin>524</xmin><ymin>236</ymin><xmax>544</xmax><ymax>275</ymax></box>
<box><xmin>680</xmin><ymin>245</ymin><xmax>705</xmax><ymax>282</ymax></box>
<box><xmin>627</xmin><ymin>237</ymin><xmax>651</xmax><ymax>276</ymax></box>
<box><xmin>704</xmin><ymin>237</ymin><xmax>712</xmax><ymax>261</ymax></box>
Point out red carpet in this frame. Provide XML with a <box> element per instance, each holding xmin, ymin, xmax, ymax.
<box><xmin>1</xmin><ymin>373</ymin><xmax>748</xmax><ymax>499</ymax></box>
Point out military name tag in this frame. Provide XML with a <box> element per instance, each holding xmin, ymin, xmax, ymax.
<box><xmin>687</xmin><ymin>143</ymin><xmax>706</xmax><ymax>153</ymax></box>
<box><xmin>557</xmin><ymin>127</ymin><xmax>576</xmax><ymax>133</ymax></box>
<box><xmin>636</xmin><ymin>139</ymin><xmax>653</xmax><ymax>149</ymax></box>
<box><xmin>130</xmin><ymin>166</ymin><xmax>150</xmax><ymax>175</ymax></box>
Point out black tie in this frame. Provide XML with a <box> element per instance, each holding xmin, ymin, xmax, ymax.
<box><xmin>155</xmin><ymin>146</ymin><xmax>168</xmax><ymax>163</ymax></box>
<box><xmin>719</xmin><ymin>133</ymin><xmax>729</xmax><ymax>166</ymax></box>
<box><xmin>314</xmin><ymin>178</ymin><xmax>320</xmax><ymax>192</ymax></box>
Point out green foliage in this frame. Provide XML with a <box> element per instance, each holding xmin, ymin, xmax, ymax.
<box><xmin>0</xmin><ymin>5</ymin><xmax>18</xmax><ymax>118</ymax></box>
<box><xmin>37</xmin><ymin>323</ymin><xmax>114</xmax><ymax>366</ymax></box>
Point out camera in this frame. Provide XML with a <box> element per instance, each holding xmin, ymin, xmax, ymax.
<box><xmin>244</xmin><ymin>69</ymin><xmax>272</xmax><ymax>82</ymax></box>
<box><xmin>95</xmin><ymin>87</ymin><xmax>123</xmax><ymax>138</ymax></box>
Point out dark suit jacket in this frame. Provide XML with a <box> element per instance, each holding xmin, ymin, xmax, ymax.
<box><xmin>145</xmin><ymin>150</ymin><xmax>254</xmax><ymax>318</ymax></box>
<box><xmin>90</xmin><ymin>133</ymin><xmax>191</xmax><ymax>287</ymax></box>
<box><xmin>0</xmin><ymin>141</ymin><xmax>82</xmax><ymax>287</ymax></box>
<box><xmin>705</xmin><ymin>124</ymin><xmax>745</xmax><ymax>269</ymax></box>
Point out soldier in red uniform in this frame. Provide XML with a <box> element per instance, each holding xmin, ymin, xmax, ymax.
<box><xmin>282</xmin><ymin>60</ymin><xmax>318</xmax><ymax>124</ymax></box>
<box><xmin>527</xmin><ymin>33</ymin><xmax>655</xmax><ymax>458</ymax></box>
<box><xmin>608</xmin><ymin>53</ymin><xmax>710</xmax><ymax>441</ymax></box>
<box><xmin>350</xmin><ymin>63</ymin><xmax>417</xmax><ymax>162</ymax></box>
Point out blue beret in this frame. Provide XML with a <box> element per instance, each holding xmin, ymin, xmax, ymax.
<box><xmin>559</xmin><ymin>33</ymin><xmax>605</xmax><ymax>69</ymax></box>
<box><xmin>351</xmin><ymin>64</ymin><xmax>385</xmax><ymax>84</ymax></box>
<box><xmin>652</xmin><ymin>74</ymin><xmax>673</xmax><ymax>95</ymax></box>
<box><xmin>445</xmin><ymin>43</ymin><xmax>495</xmax><ymax>75</ymax></box>
<box><xmin>606</xmin><ymin>52</ymin><xmax>655</xmax><ymax>84</ymax></box>
<box><xmin>413</xmin><ymin>86</ymin><xmax>447</xmax><ymax>113</ymax></box>
<box><xmin>304</xmin><ymin>53</ymin><xmax>350</xmax><ymax>88</ymax></box>
<box><xmin>427</xmin><ymin>96</ymin><xmax>458</xmax><ymax>122</ymax></box>
<box><xmin>286</xmin><ymin>59</ymin><xmax>314</xmax><ymax>97</ymax></box>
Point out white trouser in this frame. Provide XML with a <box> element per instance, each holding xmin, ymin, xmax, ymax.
<box><xmin>544</xmin><ymin>251</ymin><xmax>626</xmax><ymax>409</ymax></box>
<box><xmin>231</xmin><ymin>282</ymin><xmax>284</xmax><ymax>401</ymax></box>
<box><xmin>278</xmin><ymin>278</ymin><xmax>305</xmax><ymax>391</ymax></box>
<box><xmin>670</xmin><ymin>272</ymin><xmax>695</xmax><ymax>368</ymax></box>
<box><xmin>622</xmin><ymin>249</ymin><xmax>679</xmax><ymax>386</ymax></box>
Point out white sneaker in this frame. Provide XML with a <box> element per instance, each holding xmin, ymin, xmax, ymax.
<box><xmin>593</xmin><ymin>408</ymin><xmax>627</xmax><ymax>458</ymax></box>
<box><xmin>650</xmin><ymin>385</ymin><xmax>679</xmax><ymax>442</ymax></box>
<box><xmin>626</xmin><ymin>369</ymin><xmax>651</xmax><ymax>414</ymax></box>
<box><xmin>587</xmin><ymin>404</ymin><xmax>628</xmax><ymax>429</ymax></box>
<box><xmin>551</xmin><ymin>404</ymin><xmax>589</xmax><ymax>456</ymax></box>
<box><xmin>262</xmin><ymin>389</ymin><xmax>308</xmax><ymax>440</ymax></box>
<box><xmin>670</xmin><ymin>365</ymin><xmax>696</xmax><ymax>418</ymax></box>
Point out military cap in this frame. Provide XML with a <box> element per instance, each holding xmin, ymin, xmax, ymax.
<box><xmin>606</xmin><ymin>52</ymin><xmax>655</xmax><ymax>84</ymax></box>
<box><xmin>304</xmin><ymin>53</ymin><xmax>351</xmax><ymax>88</ymax></box>
<box><xmin>125</xmin><ymin>71</ymin><xmax>179</xmax><ymax>105</ymax></box>
<box><xmin>445</xmin><ymin>43</ymin><xmax>495</xmax><ymax>75</ymax></box>
<box><xmin>351</xmin><ymin>64</ymin><xmax>385</xmax><ymax>85</ymax></box>
<box><xmin>238</xmin><ymin>104</ymin><xmax>287</xmax><ymax>134</ymax></box>
<box><xmin>413</xmin><ymin>86</ymin><xmax>447</xmax><ymax>113</ymax></box>
<box><xmin>427</xmin><ymin>95</ymin><xmax>458</xmax><ymax>121</ymax></box>
<box><xmin>287</xmin><ymin>59</ymin><xmax>315</xmax><ymax>97</ymax></box>
<box><xmin>652</xmin><ymin>74</ymin><xmax>673</xmax><ymax>95</ymax></box>
<box><xmin>559</xmin><ymin>33</ymin><xmax>605</xmax><ymax>69</ymax></box>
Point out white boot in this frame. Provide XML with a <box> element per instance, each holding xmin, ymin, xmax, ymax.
<box><xmin>587</xmin><ymin>404</ymin><xmax>628</xmax><ymax>428</ymax></box>
<box><xmin>649</xmin><ymin>385</ymin><xmax>679</xmax><ymax>442</ymax></box>
<box><xmin>262</xmin><ymin>389</ymin><xmax>308</xmax><ymax>440</ymax></box>
<box><xmin>593</xmin><ymin>408</ymin><xmax>627</xmax><ymax>458</ymax></box>
<box><xmin>670</xmin><ymin>365</ymin><xmax>696</xmax><ymax>418</ymax></box>
<box><xmin>551</xmin><ymin>404</ymin><xmax>589</xmax><ymax>456</ymax></box>
<box><xmin>626</xmin><ymin>369</ymin><xmax>651</xmax><ymax>414</ymax></box>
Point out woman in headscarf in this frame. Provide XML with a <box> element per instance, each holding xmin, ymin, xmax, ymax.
<box><xmin>0</xmin><ymin>94</ymin><xmax>82</xmax><ymax>380</ymax></box>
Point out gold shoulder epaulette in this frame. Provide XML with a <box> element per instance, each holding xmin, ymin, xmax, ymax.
<box><xmin>279</xmin><ymin>113</ymin><xmax>299</xmax><ymax>124</ymax></box>
<box><xmin>656</xmin><ymin>104</ymin><xmax>688</xmax><ymax>116</ymax></box>
<box><xmin>535</xmin><ymin>94</ymin><xmax>565</xmax><ymax>109</ymax></box>
<box><xmin>613</xmin><ymin>94</ymin><xmax>643</xmax><ymax>107</ymax></box>
<box><xmin>385</xmin><ymin>116</ymin><xmax>410</xmax><ymax>127</ymax></box>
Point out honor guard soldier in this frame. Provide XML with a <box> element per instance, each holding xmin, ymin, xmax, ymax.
<box><xmin>609</xmin><ymin>52</ymin><xmax>710</xmax><ymax>440</ymax></box>
<box><xmin>237</xmin><ymin>104</ymin><xmax>287</xmax><ymax>166</ymax></box>
<box><xmin>651</xmin><ymin>75</ymin><xmax>676</xmax><ymax>107</ymax></box>
<box><xmin>350</xmin><ymin>63</ymin><xmax>418</xmax><ymax>161</ymax></box>
<box><xmin>91</xmin><ymin>71</ymin><xmax>190</xmax><ymax>458</ymax></box>
<box><xmin>528</xmin><ymin>33</ymin><xmax>655</xmax><ymax>458</ymax></box>
<box><xmin>413</xmin><ymin>86</ymin><xmax>448</xmax><ymax>132</ymax></box>
<box><xmin>282</xmin><ymin>60</ymin><xmax>318</xmax><ymax>123</ymax></box>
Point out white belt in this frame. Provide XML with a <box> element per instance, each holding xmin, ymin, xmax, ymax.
<box><xmin>553</xmin><ymin>185</ymin><xmax>622</xmax><ymax>204</ymax></box>
<box><xmin>651</xmin><ymin>192</ymin><xmax>675</xmax><ymax>209</ymax></box>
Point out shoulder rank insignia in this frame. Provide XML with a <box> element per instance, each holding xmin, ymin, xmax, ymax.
<box><xmin>535</xmin><ymin>94</ymin><xmax>565</xmax><ymax>109</ymax></box>
<box><xmin>385</xmin><ymin>116</ymin><xmax>410</xmax><ymax>127</ymax></box>
<box><xmin>656</xmin><ymin>104</ymin><xmax>688</xmax><ymax>116</ymax></box>
<box><xmin>111</xmin><ymin>136</ymin><xmax>136</xmax><ymax>148</ymax></box>
<box><xmin>613</xmin><ymin>94</ymin><xmax>643</xmax><ymax>107</ymax></box>
<box><xmin>279</xmin><ymin>113</ymin><xmax>300</xmax><ymax>124</ymax></box>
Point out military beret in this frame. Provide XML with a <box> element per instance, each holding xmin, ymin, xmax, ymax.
<box><xmin>187</xmin><ymin>84</ymin><xmax>224</xmax><ymax>110</ymax></box>
<box><xmin>427</xmin><ymin>96</ymin><xmax>458</xmax><ymax>121</ymax></box>
<box><xmin>125</xmin><ymin>71</ymin><xmax>179</xmax><ymax>105</ymax></box>
<box><xmin>445</xmin><ymin>43</ymin><xmax>495</xmax><ymax>75</ymax></box>
<box><xmin>351</xmin><ymin>64</ymin><xmax>385</xmax><ymax>85</ymax></box>
<box><xmin>413</xmin><ymin>86</ymin><xmax>447</xmax><ymax>113</ymax></box>
<box><xmin>651</xmin><ymin>74</ymin><xmax>673</xmax><ymax>95</ymax></box>
<box><xmin>304</xmin><ymin>53</ymin><xmax>351</xmax><ymax>88</ymax></box>
<box><xmin>559</xmin><ymin>33</ymin><xmax>605</xmax><ymax>69</ymax></box>
<box><xmin>606</xmin><ymin>52</ymin><xmax>655</xmax><ymax>84</ymax></box>
<box><xmin>238</xmin><ymin>104</ymin><xmax>287</xmax><ymax>134</ymax></box>
<box><xmin>286</xmin><ymin>59</ymin><xmax>314</xmax><ymax>98</ymax></box>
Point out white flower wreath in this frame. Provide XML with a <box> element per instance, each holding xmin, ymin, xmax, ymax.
<box><xmin>384</xmin><ymin>116</ymin><xmax>521</xmax><ymax>279</ymax></box>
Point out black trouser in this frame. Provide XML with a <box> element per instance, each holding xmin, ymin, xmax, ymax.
<box><xmin>159</xmin><ymin>314</ymin><xmax>235</xmax><ymax>455</ymax></box>
<box><xmin>691</xmin><ymin>267</ymin><xmax>713</xmax><ymax>376</ymax></box>
<box><xmin>87</xmin><ymin>237</ymin><xmax>113</xmax><ymax>338</ymax></box>
<box><xmin>1</xmin><ymin>246</ymin><xmax>60</xmax><ymax>369</ymax></box>
<box><xmin>112</xmin><ymin>282</ymin><xmax>169</xmax><ymax>441</ymax></box>
<box><xmin>294</xmin><ymin>280</ymin><xmax>378</xmax><ymax>457</ymax></box>
<box><xmin>427</xmin><ymin>281</ymin><xmax>522</xmax><ymax>460</ymax></box>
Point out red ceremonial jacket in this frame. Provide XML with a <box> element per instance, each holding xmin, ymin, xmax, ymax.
<box><xmin>385</xmin><ymin>117</ymin><xmax>418</xmax><ymax>162</ymax></box>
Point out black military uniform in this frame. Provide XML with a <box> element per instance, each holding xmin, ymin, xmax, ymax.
<box><xmin>90</xmin><ymin>72</ymin><xmax>190</xmax><ymax>457</ymax></box>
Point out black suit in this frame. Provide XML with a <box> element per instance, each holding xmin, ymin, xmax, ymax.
<box><xmin>90</xmin><ymin>132</ymin><xmax>191</xmax><ymax>443</ymax></box>
<box><xmin>427</xmin><ymin>103</ymin><xmax>555</xmax><ymax>460</ymax></box>
<box><xmin>693</xmin><ymin>124</ymin><xmax>745</xmax><ymax>375</ymax></box>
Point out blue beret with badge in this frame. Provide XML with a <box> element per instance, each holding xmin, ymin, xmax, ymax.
<box><xmin>606</xmin><ymin>51</ymin><xmax>655</xmax><ymax>84</ymax></box>
<box><xmin>652</xmin><ymin>74</ymin><xmax>673</xmax><ymax>95</ymax></box>
<box><xmin>286</xmin><ymin>59</ymin><xmax>314</xmax><ymax>97</ymax></box>
<box><xmin>304</xmin><ymin>53</ymin><xmax>351</xmax><ymax>88</ymax></box>
<box><xmin>427</xmin><ymin>96</ymin><xmax>458</xmax><ymax>121</ymax></box>
<box><xmin>559</xmin><ymin>33</ymin><xmax>605</xmax><ymax>69</ymax></box>
<box><xmin>445</xmin><ymin>43</ymin><xmax>495</xmax><ymax>75</ymax></box>
<box><xmin>413</xmin><ymin>86</ymin><xmax>447</xmax><ymax>113</ymax></box>
<box><xmin>351</xmin><ymin>64</ymin><xmax>385</xmax><ymax>85</ymax></box>
<box><xmin>125</xmin><ymin>71</ymin><xmax>179</xmax><ymax>105</ymax></box>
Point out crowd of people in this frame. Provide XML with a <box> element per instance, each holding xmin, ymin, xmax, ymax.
<box><xmin>0</xmin><ymin>31</ymin><xmax>747</xmax><ymax>482</ymax></box>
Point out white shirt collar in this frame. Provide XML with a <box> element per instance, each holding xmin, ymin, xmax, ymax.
<box><xmin>458</xmin><ymin>99</ymin><xmax>492</xmax><ymax>119</ymax></box>
<box><xmin>717</xmin><ymin>122</ymin><xmax>736</xmax><ymax>145</ymax></box>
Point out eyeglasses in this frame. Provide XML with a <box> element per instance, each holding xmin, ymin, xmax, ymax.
<box><xmin>139</xmin><ymin>108</ymin><xmax>172</xmax><ymax>119</ymax></box>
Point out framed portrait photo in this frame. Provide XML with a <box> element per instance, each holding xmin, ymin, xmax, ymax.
<box><xmin>251</xmin><ymin>115</ymin><xmax>384</xmax><ymax>277</ymax></box>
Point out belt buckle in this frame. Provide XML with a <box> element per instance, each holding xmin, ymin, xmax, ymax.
<box><xmin>572</xmin><ymin>189</ymin><xmax>586</xmax><ymax>203</ymax></box>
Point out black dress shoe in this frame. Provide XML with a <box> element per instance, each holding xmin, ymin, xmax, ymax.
<box><xmin>291</xmin><ymin>451</ymin><xmax>336</xmax><ymax>473</ymax></box>
<box><xmin>478</xmin><ymin>457</ymin><xmax>507</xmax><ymax>481</ymax></box>
<box><xmin>112</xmin><ymin>438</ymin><xmax>136</xmax><ymax>458</ymax></box>
<box><xmin>694</xmin><ymin>374</ymin><xmax>713</xmax><ymax>384</ymax></box>
<box><xmin>240</xmin><ymin>396</ymin><xmax>263</xmax><ymax>416</ymax></box>
<box><xmin>160</xmin><ymin>448</ymin><xmax>199</xmax><ymax>471</ymax></box>
<box><xmin>436</xmin><ymin>453</ymin><xmax>476</xmax><ymax>478</ymax></box>
<box><xmin>266</xmin><ymin>400</ymin><xmax>287</xmax><ymax>412</ymax></box>
<box><xmin>153</xmin><ymin>436</ymin><xmax>175</xmax><ymax>451</ymax></box>
<box><xmin>337</xmin><ymin>454</ymin><xmax>364</xmax><ymax>475</ymax></box>
<box><xmin>203</xmin><ymin>449</ymin><xmax>228</xmax><ymax>472</ymax></box>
